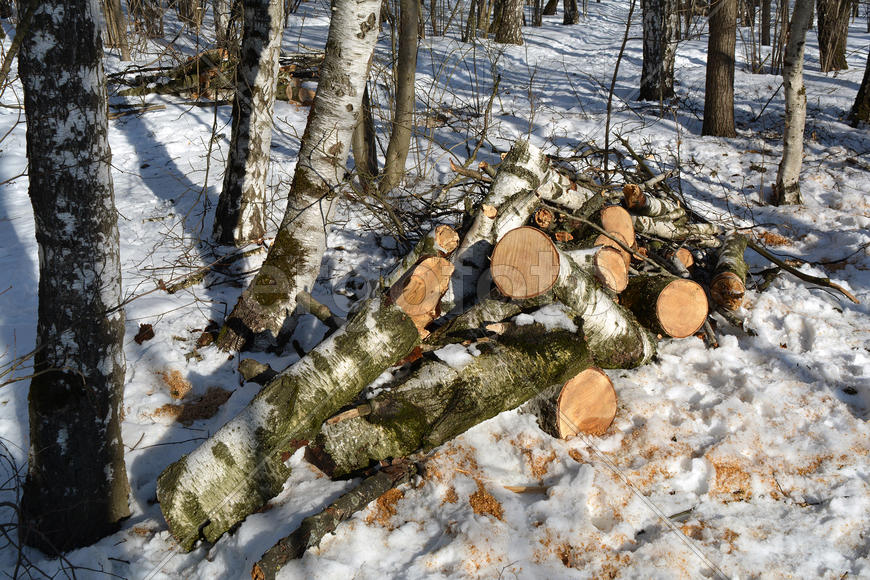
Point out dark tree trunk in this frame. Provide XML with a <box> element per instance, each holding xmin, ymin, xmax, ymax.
<box><xmin>543</xmin><ymin>0</ymin><xmax>559</xmax><ymax>15</ymax></box>
<box><xmin>18</xmin><ymin>0</ymin><xmax>130</xmax><ymax>554</ymax></box>
<box><xmin>130</xmin><ymin>0</ymin><xmax>164</xmax><ymax>37</ymax></box>
<box><xmin>702</xmin><ymin>0</ymin><xmax>737</xmax><ymax>137</ymax></box>
<box><xmin>816</xmin><ymin>0</ymin><xmax>850</xmax><ymax>72</ymax></box>
<box><xmin>563</xmin><ymin>0</ymin><xmax>580</xmax><ymax>24</ymax></box>
<box><xmin>850</xmin><ymin>50</ymin><xmax>870</xmax><ymax>125</ymax></box>
<box><xmin>213</xmin><ymin>0</ymin><xmax>285</xmax><ymax>246</ymax></box>
<box><xmin>640</xmin><ymin>0</ymin><xmax>679</xmax><ymax>100</ymax></box>
<box><xmin>494</xmin><ymin>0</ymin><xmax>524</xmax><ymax>43</ymax></box>
<box><xmin>380</xmin><ymin>0</ymin><xmax>419</xmax><ymax>194</ymax></box>
<box><xmin>352</xmin><ymin>84</ymin><xmax>378</xmax><ymax>185</ymax></box>
<box><xmin>533</xmin><ymin>0</ymin><xmax>543</xmax><ymax>25</ymax></box>
<box><xmin>102</xmin><ymin>0</ymin><xmax>131</xmax><ymax>60</ymax></box>
<box><xmin>761</xmin><ymin>0</ymin><xmax>770</xmax><ymax>45</ymax></box>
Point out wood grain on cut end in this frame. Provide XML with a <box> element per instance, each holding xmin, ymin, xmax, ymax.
<box><xmin>623</xmin><ymin>183</ymin><xmax>645</xmax><ymax>209</ymax></box>
<box><xmin>556</xmin><ymin>368</ymin><xmax>617</xmax><ymax>437</ymax></box>
<box><xmin>594</xmin><ymin>232</ymin><xmax>631</xmax><ymax>268</ymax></box>
<box><xmin>710</xmin><ymin>271</ymin><xmax>745</xmax><ymax>310</ymax></box>
<box><xmin>392</xmin><ymin>256</ymin><xmax>454</xmax><ymax>335</ymax></box>
<box><xmin>657</xmin><ymin>278</ymin><xmax>708</xmax><ymax>338</ymax></box>
<box><xmin>534</xmin><ymin>208</ymin><xmax>555</xmax><ymax>229</ymax></box>
<box><xmin>595</xmin><ymin>246</ymin><xmax>629</xmax><ymax>293</ymax></box>
<box><xmin>599</xmin><ymin>205</ymin><xmax>636</xmax><ymax>248</ymax></box>
<box><xmin>491</xmin><ymin>227</ymin><xmax>560</xmax><ymax>299</ymax></box>
<box><xmin>674</xmin><ymin>247</ymin><xmax>694</xmax><ymax>269</ymax></box>
<box><xmin>434</xmin><ymin>224</ymin><xmax>460</xmax><ymax>255</ymax></box>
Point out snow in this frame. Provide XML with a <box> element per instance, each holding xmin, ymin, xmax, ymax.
<box><xmin>1</xmin><ymin>2</ymin><xmax>870</xmax><ymax>578</ymax></box>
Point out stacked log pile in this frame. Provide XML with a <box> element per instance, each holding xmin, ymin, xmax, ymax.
<box><xmin>157</xmin><ymin>139</ymin><xmax>773</xmax><ymax>573</ymax></box>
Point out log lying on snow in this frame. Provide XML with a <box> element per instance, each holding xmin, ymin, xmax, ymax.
<box><xmin>620</xmin><ymin>274</ymin><xmax>708</xmax><ymax>339</ymax></box>
<box><xmin>710</xmin><ymin>233</ymin><xmax>748</xmax><ymax>310</ymax></box>
<box><xmin>523</xmin><ymin>367</ymin><xmax>617</xmax><ymax>438</ymax></box>
<box><xmin>306</xmin><ymin>324</ymin><xmax>593</xmax><ymax>477</ymax></box>
<box><xmin>632</xmin><ymin>215</ymin><xmax>721</xmax><ymax>247</ymax></box>
<box><xmin>157</xmin><ymin>260</ymin><xmax>453</xmax><ymax>550</ymax></box>
<box><xmin>490</xmin><ymin>227</ymin><xmax>655</xmax><ymax>368</ymax></box>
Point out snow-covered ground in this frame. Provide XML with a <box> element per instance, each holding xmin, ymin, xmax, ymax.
<box><xmin>1</xmin><ymin>2</ymin><xmax>869</xmax><ymax>578</ymax></box>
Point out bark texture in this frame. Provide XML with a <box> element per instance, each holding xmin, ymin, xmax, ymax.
<box><xmin>494</xmin><ymin>0</ymin><xmax>524</xmax><ymax>43</ymax></box>
<box><xmin>379</xmin><ymin>0</ymin><xmax>419</xmax><ymax>194</ymax></box>
<box><xmin>702</xmin><ymin>0</ymin><xmax>737</xmax><ymax>137</ymax></box>
<box><xmin>101</xmin><ymin>0</ymin><xmax>131</xmax><ymax>60</ymax></box>
<box><xmin>710</xmin><ymin>233</ymin><xmax>748</xmax><ymax>310</ymax></box>
<box><xmin>774</xmin><ymin>0</ymin><xmax>812</xmax><ymax>206</ymax></box>
<box><xmin>309</xmin><ymin>325</ymin><xmax>593</xmax><ymax>477</ymax></box>
<box><xmin>563</xmin><ymin>0</ymin><xmax>580</xmax><ymax>24</ymax></box>
<box><xmin>158</xmin><ymin>295</ymin><xmax>421</xmax><ymax>550</ymax></box>
<box><xmin>214</xmin><ymin>0</ymin><xmax>285</xmax><ymax>245</ymax></box>
<box><xmin>816</xmin><ymin>0</ymin><xmax>850</xmax><ymax>72</ymax></box>
<box><xmin>640</xmin><ymin>0</ymin><xmax>679</xmax><ymax>101</ymax></box>
<box><xmin>216</xmin><ymin>0</ymin><xmax>382</xmax><ymax>351</ymax></box>
<box><xmin>631</xmin><ymin>215</ymin><xmax>722</xmax><ymax>246</ymax></box>
<box><xmin>849</xmin><ymin>50</ymin><xmax>870</xmax><ymax>126</ymax></box>
<box><xmin>19</xmin><ymin>0</ymin><xmax>130</xmax><ymax>553</ymax></box>
<box><xmin>619</xmin><ymin>274</ymin><xmax>708</xmax><ymax>338</ymax></box>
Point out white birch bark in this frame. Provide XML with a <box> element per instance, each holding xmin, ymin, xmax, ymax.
<box><xmin>213</xmin><ymin>0</ymin><xmax>285</xmax><ymax>245</ymax></box>
<box><xmin>774</xmin><ymin>0</ymin><xmax>813</xmax><ymax>206</ymax></box>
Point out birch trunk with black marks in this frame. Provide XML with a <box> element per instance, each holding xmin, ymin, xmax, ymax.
<box><xmin>19</xmin><ymin>0</ymin><xmax>130</xmax><ymax>553</ymax></box>
<box><xmin>816</xmin><ymin>0</ymin><xmax>850</xmax><ymax>72</ymax></box>
<box><xmin>774</xmin><ymin>0</ymin><xmax>812</xmax><ymax>206</ymax></box>
<box><xmin>158</xmin><ymin>295</ymin><xmax>421</xmax><ymax>549</ymax></box>
<box><xmin>216</xmin><ymin>0</ymin><xmax>381</xmax><ymax>351</ymax></box>
<box><xmin>379</xmin><ymin>0</ymin><xmax>418</xmax><ymax>194</ymax></box>
<box><xmin>214</xmin><ymin>0</ymin><xmax>285</xmax><ymax>246</ymax></box>
<box><xmin>702</xmin><ymin>0</ymin><xmax>737</xmax><ymax>137</ymax></box>
<box><xmin>640</xmin><ymin>0</ymin><xmax>678</xmax><ymax>101</ymax></box>
<box><xmin>494</xmin><ymin>0</ymin><xmax>524</xmax><ymax>43</ymax></box>
<box><xmin>851</xmin><ymin>51</ymin><xmax>870</xmax><ymax>126</ymax></box>
<box><xmin>308</xmin><ymin>325</ymin><xmax>593</xmax><ymax>477</ymax></box>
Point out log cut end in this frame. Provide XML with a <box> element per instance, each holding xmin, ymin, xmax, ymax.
<box><xmin>491</xmin><ymin>227</ymin><xmax>560</xmax><ymax>299</ymax></box>
<box><xmin>434</xmin><ymin>225</ymin><xmax>460</xmax><ymax>255</ymax></box>
<box><xmin>593</xmin><ymin>232</ymin><xmax>631</xmax><ymax>268</ymax></box>
<box><xmin>673</xmin><ymin>247</ymin><xmax>694</xmax><ymax>269</ymax></box>
<box><xmin>622</xmin><ymin>183</ymin><xmax>645</xmax><ymax>210</ymax></box>
<box><xmin>556</xmin><ymin>368</ymin><xmax>617</xmax><ymax>437</ymax></box>
<box><xmin>595</xmin><ymin>246</ymin><xmax>629</xmax><ymax>293</ymax></box>
<box><xmin>391</xmin><ymin>256</ymin><xmax>454</xmax><ymax>335</ymax></box>
<box><xmin>657</xmin><ymin>278</ymin><xmax>708</xmax><ymax>338</ymax></box>
<box><xmin>599</xmin><ymin>205</ymin><xmax>636</xmax><ymax>248</ymax></box>
<box><xmin>710</xmin><ymin>271</ymin><xmax>745</xmax><ymax>311</ymax></box>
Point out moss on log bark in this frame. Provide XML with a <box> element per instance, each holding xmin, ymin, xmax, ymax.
<box><xmin>710</xmin><ymin>233</ymin><xmax>748</xmax><ymax>310</ymax></box>
<box><xmin>157</xmin><ymin>295</ymin><xmax>420</xmax><ymax>550</ymax></box>
<box><xmin>308</xmin><ymin>324</ymin><xmax>592</xmax><ymax>477</ymax></box>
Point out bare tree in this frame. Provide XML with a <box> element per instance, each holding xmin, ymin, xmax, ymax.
<box><xmin>18</xmin><ymin>0</ymin><xmax>130</xmax><ymax>553</ymax></box>
<box><xmin>774</xmin><ymin>0</ymin><xmax>813</xmax><ymax>205</ymax></box>
<box><xmin>816</xmin><ymin>0</ymin><xmax>850</xmax><ymax>72</ymax></box>
<box><xmin>380</xmin><ymin>0</ymin><xmax>419</xmax><ymax>195</ymax></box>
<box><xmin>494</xmin><ymin>0</ymin><xmax>524</xmax><ymax>44</ymax></box>
<box><xmin>216</xmin><ymin>0</ymin><xmax>383</xmax><ymax>351</ymax></box>
<box><xmin>213</xmin><ymin>0</ymin><xmax>285</xmax><ymax>246</ymax></box>
<box><xmin>702</xmin><ymin>0</ymin><xmax>737</xmax><ymax>137</ymax></box>
<box><xmin>849</xmin><ymin>50</ymin><xmax>870</xmax><ymax>125</ymax></box>
<box><xmin>761</xmin><ymin>0</ymin><xmax>770</xmax><ymax>45</ymax></box>
<box><xmin>564</xmin><ymin>0</ymin><xmax>580</xmax><ymax>24</ymax></box>
<box><xmin>640</xmin><ymin>0</ymin><xmax>679</xmax><ymax>101</ymax></box>
<box><xmin>175</xmin><ymin>0</ymin><xmax>205</xmax><ymax>27</ymax></box>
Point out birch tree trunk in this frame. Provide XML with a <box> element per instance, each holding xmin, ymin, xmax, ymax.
<box><xmin>702</xmin><ymin>0</ymin><xmax>737</xmax><ymax>137</ymax></box>
<box><xmin>215</xmin><ymin>0</ymin><xmax>382</xmax><ymax>351</ymax></box>
<box><xmin>640</xmin><ymin>0</ymin><xmax>679</xmax><ymax>101</ymax></box>
<box><xmin>494</xmin><ymin>0</ymin><xmax>524</xmax><ymax>43</ymax></box>
<box><xmin>816</xmin><ymin>0</ymin><xmax>850</xmax><ymax>72</ymax></box>
<box><xmin>774</xmin><ymin>0</ymin><xmax>812</xmax><ymax>205</ymax></box>
<box><xmin>379</xmin><ymin>0</ymin><xmax>419</xmax><ymax>194</ymax></box>
<box><xmin>19</xmin><ymin>0</ymin><xmax>130</xmax><ymax>553</ymax></box>
<box><xmin>213</xmin><ymin>0</ymin><xmax>285</xmax><ymax>245</ymax></box>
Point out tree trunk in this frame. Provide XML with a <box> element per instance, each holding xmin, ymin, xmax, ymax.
<box><xmin>710</xmin><ymin>233</ymin><xmax>748</xmax><ymax>310</ymax></box>
<box><xmin>351</xmin><ymin>84</ymin><xmax>378</xmax><ymax>185</ymax></box>
<box><xmin>702</xmin><ymin>0</ymin><xmax>737</xmax><ymax>137</ymax></box>
<box><xmin>494</xmin><ymin>0</ymin><xmax>524</xmax><ymax>43</ymax></box>
<box><xmin>19</xmin><ymin>0</ymin><xmax>130</xmax><ymax>553</ymax></box>
<box><xmin>130</xmin><ymin>0</ymin><xmax>164</xmax><ymax>38</ymax></box>
<box><xmin>523</xmin><ymin>367</ymin><xmax>617</xmax><ymax>438</ymax></box>
<box><xmin>158</xmin><ymin>293</ymin><xmax>425</xmax><ymax>549</ymax></box>
<box><xmin>761</xmin><ymin>0</ymin><xmax>770</xmax><ymax>44</ymax></box>
<box><xmin>563</xmin><ymin>0</ymin><xmax>580</xmax><ymax>24</ymax></box>
<box><xmin>619</xmin><ymin>274</ymin><xmax>709</xmax><ymax>338</ymax></box>
<box><xmin>491</xmin><ymin>227</ymin><xmax>656</xmax><ymax>368</ymax></box>
<box><xmin>215</xmin><ymin>0</ymin><xmax>382</xmax><ymax>352</ymax></box>
<box><xmin>623</xmin><ymin>183</ymin><xmax>686</xmax><ymax>219</ymax></box>
<box><xmin>102</xmin><ymin>0</ymin><xmax>131</xmax><ymax>60</ymax></box>
<box><xmin>631</xmin><ymin>214</ymin><xmax>722</xmax><ymax>245</ymax></box>
<box><xmin>850</xmin><ymin>50</ymin><xmax>870</xmax><ymax>125</ymax></box>
<box><xmin>213</xmin><ymin>0</ymin><xmax>285</xmax><ymax>246</ymax></box>
<box><xmin>380</xmin><ymin>0</ymin><xmax>419</xmax><ymax>194</ymax></box>
<box><xmin>816</xmin><ymin>0</ymin><xmax>850</xmax><ymax>72</ymax></box>
<box><xmin>176</xmin><ymin>0</ymin><xmax>205</xmax><ymax>27</ymax></box>
<box><xmin>543</xmin><ymin>0</ymin><xmax>559</xmax><ymax>15</ymax></box>
<box><xmin>774</xmin><ymin>0</ymin><xmax>812</xmax><ymax>205</ymax></box>
<box><xmin>640</xmin><ymin>0</ymin><xmax>679</xmax><ymax>100</ymax></box>
<box><xmin>308</xmin><ymin>324</ymin><xmax>593</xmax><ymax>477</ymax></box>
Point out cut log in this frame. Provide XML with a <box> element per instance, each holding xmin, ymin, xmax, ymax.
<box><xmin>306</xmin><ymin>324</ymin><xmax>593</xmax><ymax>477</ymax></box>
<box><xmin>252</xmin><ymin>463</ymin><xmax>417</xmax><ymax>580</ymax></box>
<box><xmin>533</xmin><ymin>207</ymin><xmax>555</xmax><ymax>230</ymax></box>
<box><xmin>382</xmin><ymin>225</ymin><xmax>459</xmax><ymax>289</ymax></box>
<box><xmin>632</xmin><ymin>215</ymin><xmax>722</xmax><ymax>247</ymax></box>
<box><xmin>564</xmin><ymin>247</ymin><xmax>628</xmax><ymax>293</ymax></box>
<box><xmin>598</xmin><ymin>205</ymin><xmax>637</xmax><ymax>248</ymax></box>
<box><xmin>491</xmin><ymin>227</ymin><xmax>655</xmax><ymax>368</ymax></box>
<box><xmin>592</xmin><ymin>232</ymin><xmax>632</xmax><ymax>268</ymax></box>
<box><xmin>390</xmin><ymin>256</ymin><xmax>454</xmax><ymax>336</ymax></box>
<box><xmin>524</xmin><ymin>367</ymin><xmax>617</xmax><ymax>438</ymax></box>
<box><xmin>620</xmin><ymin>274</ymin><xmax>708</xmax><ymax>338</ymax></box>
<box><xmin>710</xmin><ymin>233</ymin><xmax>748</xmax><ymax>310</ymax></box>
<box><xmin>623</xmin><ymin>184</ymin><xmax>686</xmax><ymax>219</ymax></box>
<box><xmin>671</xmin><ymin>247</ymin><xmax>694</xmax><ymax>269</ymax></box>
<box><xmin>156</xmin><ymin>256</ymin><xmax>452</xmax><ymax>548</ymax></box>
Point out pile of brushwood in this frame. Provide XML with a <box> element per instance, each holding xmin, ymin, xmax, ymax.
<box><xmin>154</xmin><ymin>140</ymin><xmax>857</xmax><ymax>579</ymax></box>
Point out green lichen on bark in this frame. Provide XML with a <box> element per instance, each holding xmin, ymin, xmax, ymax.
<box><xmin>713</xmin><ymin>234</ymin><xmax>749</xmax><ymax>283</ymax></box>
